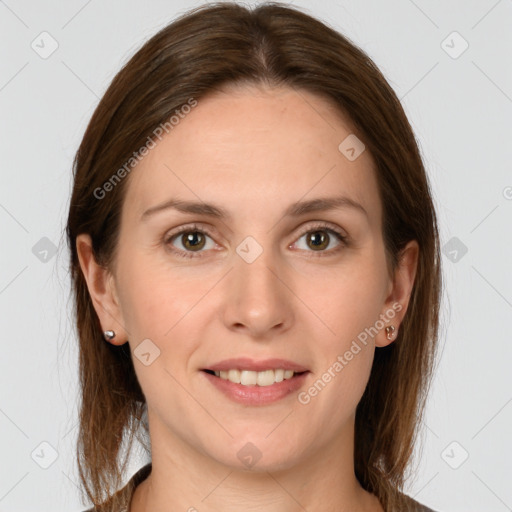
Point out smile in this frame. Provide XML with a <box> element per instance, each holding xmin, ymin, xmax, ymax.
<box><xmin>202</xmin><ymin>369</ymin><xmax>310</xmax><ymax>405</ymax></box>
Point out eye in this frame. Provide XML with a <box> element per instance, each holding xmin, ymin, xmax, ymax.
<box><xmin>164</xmin><ymin>223</ymin><xmax>217</xmax><ymax>259</ymax></box>
<box><xmin>290</xmin><ymin>222</ymin><xmax>348</xmax><ymax>257</ymax></box>
<box><xmin>164</xmin><ymin>222</ymin><xmax>348</xmax><ymax>259</ymax></box>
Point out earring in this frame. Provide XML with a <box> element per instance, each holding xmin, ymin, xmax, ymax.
<box><xmin>103</xmin><ymin>330</ymin><xmax>116</xmax><ymax>341</ymax></box>
<box><xmin>385</xmin><ymin>325</ymin><xmax>396</xmax><ymax>340</ymax></box>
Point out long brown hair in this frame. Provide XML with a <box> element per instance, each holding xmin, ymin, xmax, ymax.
<box><xmin>66</xmin><ymin>2</ymin><xmax>442</xmax><ymax>510</ymax></box>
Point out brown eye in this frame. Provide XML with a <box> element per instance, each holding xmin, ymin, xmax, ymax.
<box><xmin>306</xmin><ymin>230</ymin><xmax>330</xmax><ymax>251</ymax></box>
<box><xmin>290</xmin><ymin>223</ymin><xmax>348</xmax><ymax>258</ymax></box>
<box><xmin>179</xmin><ymin>231</ymin><xmax>207</xmax><ymax>251</ymax></box>
<box><xmin>164</xmin><ymin>224</ymin><xmax>216</xmax><ymax>259</ymax></box>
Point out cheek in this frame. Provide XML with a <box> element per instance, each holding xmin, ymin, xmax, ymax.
<box><xmin>115</xmin><ymin>251</ymin><xmax>202</xmax><ymax>338</ymax></box>
<box><xmin>296</xmin><ymin>257</ymin><xmax>385</xmax><ymax>404</ymax></box>
<box><xmin>304</xmin><ymin>263</ymin><xmax>387</xmax><ymax>346</ymax></box>
<box><xmin>298</xmin><ymin>289</ymin><xmax>378</xmax><ymax>428</ymax></box>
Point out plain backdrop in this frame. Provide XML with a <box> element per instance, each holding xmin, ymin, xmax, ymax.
<box><xmin>0</xmin><ymin>1</ymin><xmax>511</xmax><ymax>511</ymax></box>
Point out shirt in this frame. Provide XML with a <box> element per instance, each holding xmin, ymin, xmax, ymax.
<box><xmin>83</xmin><ymin>462</ymin><xmax>439</xmax><ymax>511</ymax></box>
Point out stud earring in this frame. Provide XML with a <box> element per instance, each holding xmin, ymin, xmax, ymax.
<box><xmin>103</xmin><ymin>330</ymin><xmax>116</xmax><ymax>341</ymax></box>
<box><xmin>385</xmin><ymin>325</ymin><xmax>396</xmax><ymax>340</ymax></box>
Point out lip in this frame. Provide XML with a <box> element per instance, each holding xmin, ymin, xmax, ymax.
<box><xmin>203</xmin><ymin>357</ymin><xmax>309</xmax><ymax>373</ymax></box>
<box><xmin>202</xmin><ymin>370</ymin><xmax>310</xmax><ymax>405</ymax></box>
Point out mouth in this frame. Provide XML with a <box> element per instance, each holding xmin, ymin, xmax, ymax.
<box><xmin>201</xmin><ymin>368</ymin><xmax>310</xmax><ymax>405</ymax></box>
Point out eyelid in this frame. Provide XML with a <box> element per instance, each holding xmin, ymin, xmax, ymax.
<box><xmin>164</xmin><ymin>222</ymin><xmax>217</xmax><ymax>244</ymax></box>
<box><xmin>294</xmin><ymin>220</ymin><xmax>348</xmax><ymax>239</ymax></box>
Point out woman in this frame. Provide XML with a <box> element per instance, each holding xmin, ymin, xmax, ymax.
<box><xmin>67</xmin><ymin>2</ymin><xmax>442</xmax><ymax>511</ymax></box>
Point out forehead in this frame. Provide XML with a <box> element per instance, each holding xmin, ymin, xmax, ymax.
<box><xmin>123</xmin><ymin>85</ymin><xmax>381</xmax><ymax>228</ymax></box>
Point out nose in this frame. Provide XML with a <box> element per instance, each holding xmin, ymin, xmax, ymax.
<box><xmin>221</xmin><ymin>243</ymin><xmax>294</xmax><ymax>339</ymax></box>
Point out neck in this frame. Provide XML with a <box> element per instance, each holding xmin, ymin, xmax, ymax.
<box><xmin>130</xmin><ymin>412</ymin><xmax>383</xmax><ymax>512</ymax></box>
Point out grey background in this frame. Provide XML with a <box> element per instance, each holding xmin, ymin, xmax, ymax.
<box><xmin>0</xmin><ymin>0</ymin><xmax>511</xmax><ymax>510</ymax></box>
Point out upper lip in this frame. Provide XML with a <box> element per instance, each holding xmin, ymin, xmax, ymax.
<box><xmin>204</xmin><ymin>357</ymin><xmax>309</xmax><ymax>373</ymax></box>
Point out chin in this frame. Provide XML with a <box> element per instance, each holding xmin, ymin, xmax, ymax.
<box><xmin>204</xmin><ymin>437</ymin><xmax>306</xmax><ymax>474</ymax></box>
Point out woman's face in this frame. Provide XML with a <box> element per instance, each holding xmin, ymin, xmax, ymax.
<box><xmin>80</xmin><ymin>84</ymin><xmax>417</xmax><ymax>472</ymax></box>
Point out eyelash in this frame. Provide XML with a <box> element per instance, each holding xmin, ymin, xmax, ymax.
<box><xmin>164</xmin><ymin>222</ymin><xmax>348</xmax><ymax>260</ymax></box>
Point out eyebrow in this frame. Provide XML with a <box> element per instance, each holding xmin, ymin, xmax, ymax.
<box><xmin>140</xmin><ymin>195</ymin><xmax>368</xmax><ymax>221</ymax></box>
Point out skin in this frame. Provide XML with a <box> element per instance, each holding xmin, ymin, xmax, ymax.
<box><xmin>77</xmin><ymin>84</ymin><xmax>418</xmax><ymax>512</ymax></box>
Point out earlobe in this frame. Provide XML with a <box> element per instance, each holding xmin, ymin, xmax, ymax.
<box><xmin>376</xmin><ymin>240</ymin><xmax>419</xmax><ymax>348</ymax></box>
<box><xmin>75</xmin><ymin>234</ymin><xmax>127</xmax><ymax>345</ymax></box>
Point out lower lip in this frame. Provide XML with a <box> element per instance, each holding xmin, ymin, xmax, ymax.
<box><xmin>201</xmin><ymin>371</ymin><xmax>309</xmax><ymax>405</ymax></box>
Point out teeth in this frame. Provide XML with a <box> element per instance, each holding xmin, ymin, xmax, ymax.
<box><xmin>274</xmin><ymin>369</ymin><xmax>285</xmax><ymax>383</ymax></box>
<box><xmin>214</xmin><ymin>369</ymin><xmax>297</xmax><ymax>386</ymax></box>
<box><xmin>228</xmin><ymin>369</ymin><xmax>241</xmax><ymax>383</ymax></box>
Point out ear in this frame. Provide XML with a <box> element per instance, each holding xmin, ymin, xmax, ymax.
<box><xmin>375</xmin><ymin>240</ymin><xmax>419</xmax><ymax>348</ymax></box>
<box><xmin>76</xmin><ymin>233</ymin><xmax>128</xmax><ymax>345</ymax></box>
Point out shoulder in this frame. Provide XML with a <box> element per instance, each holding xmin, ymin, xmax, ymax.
<box><xmin>81</xmin><ymin>463</ymin><xmax>152</xmax><ymax>512</ymax></box>
<box><xmin>414</xmin><ymin>503</ymin><xmax>438</xmax><ymax>512</ymax></box>
<box><xmin>400</xmin><ymin>492</ymin><xmax>439</xmax><ymax>512</ymax></box>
